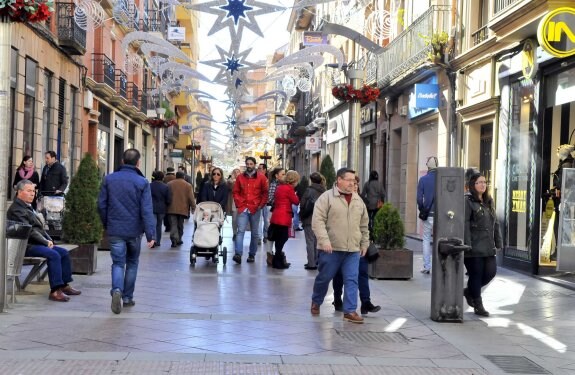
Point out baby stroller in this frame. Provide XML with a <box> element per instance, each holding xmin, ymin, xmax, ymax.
<box><xmin>37</xmin><ymin>192</ymin><xmax>65</xmax><ymax>240</ymax></box>
<box><xmin>190</xmin><ymin>201</ymin><xmax>227</xmax><ymax>266</ymax></box>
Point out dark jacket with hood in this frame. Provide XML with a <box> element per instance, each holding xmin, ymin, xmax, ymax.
<box><xmin>150</xmin><ymin>180</ymin><xmax>172</xmax><ymax>215</ymax></box>
<box><xmin>40</xmin><ymin>161</ymin><xmax>68</xmax><ymax>194</ymax></box>
<box><xmin>464</xmin><ymin>193</ymin><xmax>502</xmax><ymax>258</ymax></box>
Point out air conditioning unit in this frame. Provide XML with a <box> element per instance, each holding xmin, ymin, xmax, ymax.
<box><xmin>399</xmin><ymin>105</ymin><xmax>408</xmax><ymax>117</ymax></box>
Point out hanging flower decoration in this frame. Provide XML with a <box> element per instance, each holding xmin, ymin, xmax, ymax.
<box><xmin>145</xmin><ymin>117</ymin><xmax>177</xmax><ymax>128</ymax></box>
<box><xmin>186</xmin><ymin>144</ymin><xmax>201</xmax><ymax>151</ymax></box>
<box><xmin>275</xmin><ymin>137</ymin><xmax>295</xmax><ymax>145</ymax></box>
<box><xmin>0</xmin><ymin>0</ymin><xmax>54</xmax><ymax>23</ymax></box>
<box><xmin>332</xmin><ymin>84</ymin><xmax>380</xmax><ymax>104</ymax></box>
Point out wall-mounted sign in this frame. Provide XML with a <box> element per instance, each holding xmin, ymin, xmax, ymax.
<box><xmin>522</xmin><ymin>39</ymin><xmax>538</xmax><ymax>80</ymax></box>
<box><xmin>303</xmin><ymin>31</ymin><xmax>328</xmax><ymax>46</ymax></box>
<box><xmin>181</xmin><ymin>124</ymin><xmax>192</xmax><ymax>134</ymax></box>
<box><xmin>360</xmin><ymin>106</ymin><xmax>373</xmax><ymax>125</ymax></box>
<box><xmin>167</xmin><ymin>27</ymin><xmax>186</xmax><ymax>41</ymax></box>
<box><xmin>115</xmin><ymin>119</ymin><xmax>125</xmax><ymax>131</ymax></box>
<box><xmin>305</xmin><ymin>136</ymin><xmax>321</xmax><ymax>151</ymax></box>
<box><xmin>414</xmin><ymin>84</ymin><xmax>440</xmax><ymax>108</ymax></box>
<box><xmin>537</xmin><ymin>7</ymin><xmax>575</xmax><ymax>58</ymax></box>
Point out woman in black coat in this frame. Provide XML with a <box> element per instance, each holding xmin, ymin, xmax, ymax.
<box><xmin>150</xmin><ymin>171</ymin><xmax>172</xmax><ymax>247</ymax></box>
<box><xmin>464</xmin><ymin>172</ymin><xmax>502</xmax><ymax>317</ymax></box>
<box><xmin>199</xmin><ymin>167</ymin><xmax>229</xmax><ymax>211</ymax></box>
<box><xmin>13</xmin><ymin>156</ymin><xmax>40</xmax><ymax>209</ymax></box>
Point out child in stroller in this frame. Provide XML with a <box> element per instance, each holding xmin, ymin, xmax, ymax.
<box><xmin>190</xmin><ymin>202</ymin><xmax>227</xmax><ymax>266</ymax></box>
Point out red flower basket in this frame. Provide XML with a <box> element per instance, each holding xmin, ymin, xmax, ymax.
<box><xmin>145</xmin><ymin>117</ymin><xmax>177</xmax><ymax>128</ymax></box>
<box><xmin>332</xmin><ymin>84</ymin><xmax>380</xmax><ymax>104</ymax></box>
<box><xmin>275</xmin><ymin>137</ymin><xmax>295</xmax><ymax>145</ymax></box>
<box><xmin>1</xmin><ymin>0</ymin><xmax>54</xmax><ymax>23</ymax></box>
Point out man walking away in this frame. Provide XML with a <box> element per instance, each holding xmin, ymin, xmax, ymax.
<box><xmin>417</xmin><ymin>156</ymin><xmax>438</xmax><ymax>274</ymax></box>
<box><xmin>178</xmin><ymin>165</ymin><xmax>194</xmax><ymax>185</ymax></box>
<box><xmin>311</xmin><ymin>168</ymin><xmax>369</xmax><ymax>324</ymax></box>
<box><xmin>150</xmin><ymin>171</ymin><xmax>172</xmax><ymax>248</ymax></box>
<box><xmin>167</xmin><ymin>172</ymin><xmax>196</xmax><ymax>248</ymax></box>
<box><xmin>98</xmin><ymin>149</ymin><xmax>155</xmax><ymax>314</ymax></box>
<box><xmin>299</xmin><ymin>172</ymin><xmax>325</xmax><ymax>270</ymax></box>
<box><xmin>40</xmin><ymin>151</ymin><xmax>68</xmax><ymax>196</ymax></box>
<box><xmin>232</xmin><ymin>157</ymin><xmax>269</xmax><ymax>264</ymax></box>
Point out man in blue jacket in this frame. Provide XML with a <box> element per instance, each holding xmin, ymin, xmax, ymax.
<box><xmin>98</xmin><ymin>149</ymin><xmax>155</xmax><ymax>314</ymax></box>
<box><xmin>417</xmin><ymin>157</ymin><xmax>437</xmax><ymax>274</ymax></box>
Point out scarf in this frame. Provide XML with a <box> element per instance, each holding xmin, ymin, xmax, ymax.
<box><xmin>19</xmin><ymin>166</ymin><xmax>34</xmax><ymax>180</ymax></box>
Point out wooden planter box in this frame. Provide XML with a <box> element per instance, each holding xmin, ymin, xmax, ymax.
<box><xmin>368</xmin><ymin>248</ymin><xmax>413</xmax><ymax>280</ymax></box>
<box><xmin>70</xmin><ymin>244</ymin><xmax>98</xmax><ymax>275</ymax></box>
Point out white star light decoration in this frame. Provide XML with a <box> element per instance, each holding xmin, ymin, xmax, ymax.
<box><xmin>201</xmin><ymin>45</ymin><xmax>261</xmax><ymax>86</ymax></box>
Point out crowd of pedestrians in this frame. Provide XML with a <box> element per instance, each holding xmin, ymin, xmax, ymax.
<box><xmin>7</xmin><ymin>148</ymin><xmax>501</xmax><ymax>321</ymax></box>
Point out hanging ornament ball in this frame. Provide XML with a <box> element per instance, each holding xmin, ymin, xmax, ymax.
<box><xmin>297</xmin><ymin>78</ymin><xmax>311</xmax><ymax>92</ymax></box>
<box><xmin>285</xmin><ymin>86</ymin><xmax>297</xmax><ymax>98</ymax></box>
<box><xmin>282</xmin><ymin>75</ymin><xmax>296</xmax><ymax>91</ymax></box>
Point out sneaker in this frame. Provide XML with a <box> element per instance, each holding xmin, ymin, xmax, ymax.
<box><xmin>332</xmin><ymin>299</ymin><xmax>343</xmax><ymax>312</ymax></box>
<box><xmin>420</xmin><ymin>269</ymin><xmax>430</xmax><ymax>274</ymax></box>
<box><xmin>360</xmin><ymin>301</ymin><xmax>381</xmax><ymax>315</ymax></box>
<box><xmin>123</xmin><ymin>300</ymin><xmax>136</xmax><ymax>307</ymax></box>
<box><xmin>343</xmin><ymin>312</ymin><xmax>364</xmax><ymax>324</ymax></box>
<box><xmin>111</xmin><ymin>290</ymin><xmax>122</xmax><ymax>314</ymax></box>
<box><xmin>233</xmin><ymin>254</ymin><xmax>242</xmax><ymax>264</ymax></box>
<box><xmin>247</xmin><ymin>255</ymin><xmax>255</xmax><ymax>263</ymax></box>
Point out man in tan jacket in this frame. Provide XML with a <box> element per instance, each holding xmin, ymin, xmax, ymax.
<box><xmin>167</xmin><ymin>172</ymin><xmax>196</xmax><ymax>247</ymax></box>
<box><xmin>310</xmin><ymin>168</ymin><xmax>369</xmax><ymax>323</ymax></box>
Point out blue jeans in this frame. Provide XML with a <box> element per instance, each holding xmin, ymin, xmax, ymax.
<box><xmin>26</xmin><ymin>245</ymin><xmax>73</xmax><ymax>291</ymax></box>
<box><xmin>154</xmin><ymin>213</ymin><xmax>164</xmax><ymax>245</ymax></box>
<box><xmin>422</xmin><ymin>216</ymin><xmax>434</xmax><ymax>271</ymax></box>
<box><xmin>292</xmin><ymin>204</ymin><xmax>301</xmax><ymax>228</ymax></box>
<box><xmin>260</xmin><ymin>205</ymin><xmax>271</xmax><ymax>239</ymax></box>
<box><xmin>109</xmin><ymin>236</ymin><xmax>142</xmax><ymax>302</ymax></box>
<box><xmin>333</xmin><ymin>256</ymin><xmax>370</xmax><ymax>304</ymax></box>
<box><xmin>235</xmin><ymin>209</ymin><xmax>262</xmax><ymax>256</ymax></box>
<box><xmin>312</xmin><ymin>251</ymin><xmax>360</xmax><ymax>313</ymax></box>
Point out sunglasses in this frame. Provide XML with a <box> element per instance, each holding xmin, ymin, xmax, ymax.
<box><xmin>212</xmin><ymin>172</ymin><xmax>221</xmax><ymax>176</ymax></box>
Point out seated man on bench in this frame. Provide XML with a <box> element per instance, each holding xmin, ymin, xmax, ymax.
<box><xmin>7</xmin><ymin>180</ymin><xmax>81</xmax><ymax>302</ymax></box>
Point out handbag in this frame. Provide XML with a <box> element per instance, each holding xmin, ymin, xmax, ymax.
<box><xmin>366</xmin><ymin>242</ymin><xmax>379</xmax><ymax>263</ymax></box>
<box><xmin>377</xmin><ymin>200</ymin><xmax>383</xmax><ymax>209</ymax></box>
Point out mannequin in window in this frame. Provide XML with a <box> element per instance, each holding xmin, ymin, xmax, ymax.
<box><xmin>552</xmin><ymin>144</ymin><xmax>575</xmax><ymax>261</ymax></box>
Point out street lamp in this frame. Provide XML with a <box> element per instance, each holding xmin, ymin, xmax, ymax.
<box><xmin>260</xmin><ymin>149</ymin><xmax>271</xmax><ymax>167</ymax></box>
<box><xmin>155</xmin><ymin>107</ymin><xmax>166</xmax><ymax>172</ymax></box>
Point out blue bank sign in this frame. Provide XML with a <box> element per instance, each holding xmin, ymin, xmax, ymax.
<box><xmin>409</xmin><ymin>75</ymin><xmax>439</xmax><ymax>119</ymax></box>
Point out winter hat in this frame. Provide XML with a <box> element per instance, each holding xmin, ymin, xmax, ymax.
<box><xmin>426</xmin><ymin>156</ymin><xmax>438</xmax><ymax>170</ymax></box>
<box><xmin>166</xmin><ymin>167</ymin><xmax>175</xmax><ymax>173</ymax></box>
<box><xmin>556</xmin><ymin>144</ymin><xmax>575</xmax><ymax>161</ymax></box>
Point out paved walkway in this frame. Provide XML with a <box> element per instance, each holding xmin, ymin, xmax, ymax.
<box><xmin>1</xmin><ymin>219</ymin><xmax>575</xmax><ymax>374</ymax></box>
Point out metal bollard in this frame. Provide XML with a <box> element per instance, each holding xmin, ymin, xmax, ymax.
<box><xmin>430</xmin><ymin>168</ymin><xmax>468</xmax><ymax>322</ymax></box>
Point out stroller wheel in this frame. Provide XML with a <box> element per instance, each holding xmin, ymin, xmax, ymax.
<box><xmin>222</xmin><ymin>247</ymin><xmax>227</xmax><ymax>265</ymax></box>
<box><xmin>190</xmin><ymin>247</ymin><xmax>197</xmax><ymax>265</ymax></box>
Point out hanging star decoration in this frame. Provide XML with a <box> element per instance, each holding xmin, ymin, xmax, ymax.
<box><xmin>201</xmin><ymin>45</ymin><xmax>260</xmax><ymax>86</ymax></box>
<box><xmin>185</xmin><ymin>0</ymin><xmax>286</xmax><ymax>42</ymax></box>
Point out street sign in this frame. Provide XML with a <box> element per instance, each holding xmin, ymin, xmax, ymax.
<box><xmin>170</xmin><ymin>151</ymin><xmax>183</xmax><ymax>158</ymax></box>
<box><xmin>181</xmin><ymin>125</ymin><xmax>192</xmax><ymax>134</ymax></box>
<box><xmin>167</xmin><ymin>27</ymin><xmax>186</xmax><ymax>41</ymax></box>
<box><xmin>305</xmin><ymin>136</ymin><xmax>321</xmax><ymax>151</ymax></box>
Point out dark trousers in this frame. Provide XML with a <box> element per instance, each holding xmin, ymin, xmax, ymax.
<box><xmin>169</xmin><ymin>214</ymin><xmax>186</xmax><ymax>244</ymax></box>
<box><xmin>464</xmin><ymin>256</ymin><xmax>497</xmax><ymax>299</ymax></box>
<box><xmin>368</xmin><ymin>209</ymin><xmax>378</xmax><ymax>237</ymax></box>
<box><xmin>154</xmin><ymin>213</ymin><xmax>164</xmax><ymax>245</ymax></box>
<box><xmin>164</xmin><ymin>215</ymin><xmax>171</xmax><ymax>232</ymax></box>
<box><xmin>333</xmin><ymin>256</ymin><xmax>370</xmax><ymax>304</ymax></box>
<box><xmin>26</xmin><ymin>245</ymin><xmax>73</xmax><ymax>292</ymax></box>
<box><xmin>271</xmin><ymin>224</ymin><xmax>289</xmax><ymax>266</ymax></box>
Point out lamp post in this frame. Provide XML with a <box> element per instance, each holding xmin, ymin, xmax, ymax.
<box><xmin>261</xmin><ymin>149</ymin><xmax>271</xmax><ymax>167</ymax></box>
<box><xmin>346</xmin><ymin>68</ymin><xmax>365</xmax><ymax>173</ymax></box>
<box><xmin>155</xmin><ymin>107</ymin><xmax>166</xmax><ymax>172</ymax></box>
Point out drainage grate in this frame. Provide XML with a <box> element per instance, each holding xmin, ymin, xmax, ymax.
<box><xmin>336</xmin><ymin>330</ymin><xmax>409</xmax><ymax>344</ymax></box>
<box><xmin>484</xmin><ymin>355</ymin><xmax>550</xmax><ymax>374</ymax></box>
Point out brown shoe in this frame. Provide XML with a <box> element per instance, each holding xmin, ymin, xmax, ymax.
<box><xmin>266</xmin><ymin>252</ymin><xmax>273</xmax><ymax>266</ymax></box>
<box><xmin>49</xmin><ymin>290</ymin><xmax>70</xmax><ymax>302</ymax></box>
<box><xmin>311</xmin><ymin>302</ymin><xmax>320</xmax><ymax>316</ymax></box>
<box><xmin>61</xmin><ymin>286</ymin><xmax>82</xmax><ymax>296</ymax></box>
<box><xmin>343</xmin><ymin>312</ymin><xmax>364</xmax><ymax>324</ymax></box>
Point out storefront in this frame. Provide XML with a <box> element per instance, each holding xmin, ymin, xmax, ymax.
<box><xmin>498</xmin><ymin>39</ymin><xmax>575</xmax><ymax>275</ymax></box>
<box><xmin>360</xmin><ymin>103</ymin><xmax>376</xmax><ymax>184</ymax></box>
<box><xmin>326</xmin><ymin>104</ymin><xmax>349</xmax><ymax>170</ymax></box>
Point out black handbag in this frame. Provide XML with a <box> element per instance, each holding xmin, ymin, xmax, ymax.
<box><xmin>366</xmin><ymin>242</ymin><xmax>379</xmax><ymax>263</ymax></box>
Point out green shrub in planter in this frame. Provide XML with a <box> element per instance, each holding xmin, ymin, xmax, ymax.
<box><xmin>373</xmin><ymin>203</ymin><xmax>405</xmax><ymax>250</ymax></box>
<box><xmin>319</xmin><ymin>155</ymin><xmax>336</xmax><ymax>188</ymax></box>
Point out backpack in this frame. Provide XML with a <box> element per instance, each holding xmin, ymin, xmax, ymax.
<box><xmin>300</xmin><ymin>192</ymin><xmax>317</xmax><ymax>219</ymax></box>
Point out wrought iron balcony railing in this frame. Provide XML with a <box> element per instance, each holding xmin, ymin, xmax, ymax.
<box><xmin>377</xmin><ymin>5</ymin><xmax>451</xmax><ymax>88</ymax></box>
<box><xmin>165</xmin><ymin>125</ymin><xmax>180</xmax><ymax>143</ymax></box>
<box><xmin>141</xmin><ymin>91</ymin><xmax>149</xmax><ymax>113</ymax></box>
<box><xmin>56</xmin><ymin>2</ymin><xmax>86</xmax><ymax>55</ymax></box>
<box><xmin>494</xmin><ymin>0</ymin><xmax>521</xmax><ymax>15</ymax></box>
<box><xmin>92</xmin><ymin>53</ymin><xmax>116</xmax><ymax>88</ymax></box>
<box><xmin>128</xmin><ymin>83</ymin><xmax>139</xmax><ymax>107</ymax></box>
<box><xmin>472</xmin><ymin>25</ymin><xmax>488</xmax><ymax>46</ymax></box>
<box><xmin>116</xmin><ymin>70</ymin><xmax>128</xmax><ymax>99</ymax></box>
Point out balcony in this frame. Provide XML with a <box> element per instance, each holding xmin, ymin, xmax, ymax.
<box><xmin>472</xmin><ymin>25</ymin><xmax>488</xmax><ymax>46</ymax></box>
<box><xmin>376</xmin><ymin>5</ymin><xmax>450</xmax><ymax>88</ymax></box>
<box><xmin>165</xmin><ymin>125</ymin><xmax>180</xmax><ymax>144</ymax></box>
<box><xmin>494</xmin><ymin>0</ymin><xmax>521</xmax><ymax>15</ymax></box>
<box><xmin>116</xmin><ymin>70</ymin><xmax>128</xmax><ymax>99</ymax></box>
<box><xmin>128</xmin><ymin>83</ymin><xmax>139</xmax><ymax>108</ymax></box>
<box><xmin>91</xmin><ymin>54</ymin><xmax>116</xmax><ymax>98</ymax></box>
<box><xmin>141</xmin><ymin>92</ymin><xmax>149</xmax><ymax>114</ymax></box>
<box><xmin>56</xmin><ymin>2</ymin><xmax>86</xmax><ymax>55</ymax></box>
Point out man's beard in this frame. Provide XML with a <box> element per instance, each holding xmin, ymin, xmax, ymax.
<box><xmin>246</xmin><ymin>167</ymin><xmax>254</xmax><ymax>173</ymax></box>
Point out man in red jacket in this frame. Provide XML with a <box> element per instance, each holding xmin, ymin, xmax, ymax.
<box><xmin>232</xmin><ymin>157</ymin><xmax>269</xmax><ymax>264</ymax></box>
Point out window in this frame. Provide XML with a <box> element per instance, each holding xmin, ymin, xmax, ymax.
<box><xmin>43</xmin><ymin>70</ymin><xmax>53</xmax><ymax>153</ymax></box>
<box><xmin>70</xmin><ymin>86</ymin><xmax>78</xmax><ymax>177</ymax></box>
<box><xmin>24</xmin><ymin>58</ymin><xmax>37</xmax><ymax>157</ymax></box>
<box><xmin>57</xmin><ymin>78</ymin><xmax>66</xmax><ymax>160</ymax></box>
<box><xmin>8</xmin><ymin>48</ymin><xmax>18</xmax><ymax>192</ymax></box>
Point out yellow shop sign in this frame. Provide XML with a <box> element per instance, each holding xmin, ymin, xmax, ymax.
<box><xmin>537</xmin><ymin>7</ymin><xmax>575</xmax><ymax>58</ymax></box>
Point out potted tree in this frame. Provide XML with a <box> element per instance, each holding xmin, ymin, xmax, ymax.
<box><xmin>62</xmin><ymin>154</ymin><xmax>103</xmax><ymax>274</ymax></box>
<box><xmin>320</xmin><ymin>155</ymin><xmax>336</xmax><ymax>188</ymax></box>
<box><xmin>368</xmin><ymin>203</ymin><xmax>413</xmax><ymax>279</ymax></box>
